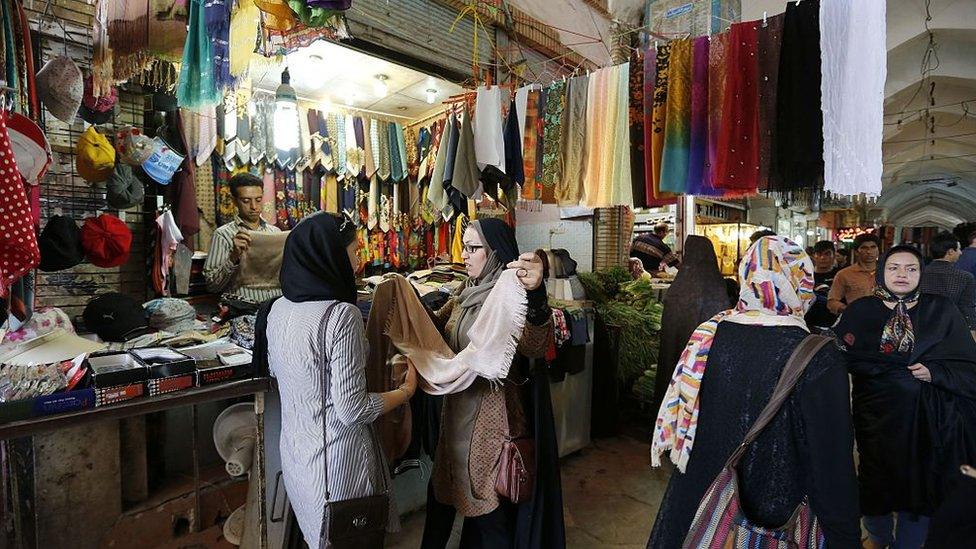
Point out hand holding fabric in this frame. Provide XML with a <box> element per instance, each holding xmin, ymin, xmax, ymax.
<box><xmin>909</xmin><ymin>363</ymin><xmax>932</xmax><ymax>382</ymax></box>
<box><xmin>508</xmin><ymin>252</ymin><xmax>544</xmax><ymax>290</ymax></box>
<box><xmin>231</xmin><ymin>230</ymin><xmax>251</xmax><ymax>262</ymax></box>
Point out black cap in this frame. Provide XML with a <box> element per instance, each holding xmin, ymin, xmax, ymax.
<box><xmin>83</xmin><ymin>293</ymin><xmax>149</xmax><ymax>342</ymax></box>
<box><xmin>38</xmin><ymin>215</ymin><xmax>84</xmax><ymax>271</ymax></box>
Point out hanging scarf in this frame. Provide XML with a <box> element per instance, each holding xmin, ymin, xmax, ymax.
<box><xmin>629</xmin><ymin>52</ymin><xmax>647</xmax><ymax>208</ymax></box>
<box><xmin>652</xmin><ymin>236</ymin><xmax>815</xmax><ymax>472</ymax></box>
<box><xmin>686</xmin><ymin>37</ymin><xmax>710</xmax><ymax>195</ymax></box>
<box><xmin>660</xmin><ymin>39</ymin><xmax>692</xmax><ymax>195</ymax></box>
<box><xmin>204</xmin><ymin>0</ymin><xmax>232</xmax><ymax>90</ymax></box>
<box><xmin>650</xmin><ymin>45</ymin><xmax>672</xmax><ymax>201</ymax></box>
<box><xmin>706</xmin><ymin>32</ymin><xmax>730</xmax><ymax>192</ymax></box>
<box><xmin>715</xmin><ymin>22</ymin><xmax>761</xmax><ymax>197</ymax></box>
<box><xmin>363</xmin><ymin>117</ymin><xmax>377</xmax><ymax>177</ymax></box>
<box><xmin>176</xmin><ymin>0</ymin><xmax>220</xmax><ymax>108</ymax></box>
<box><xmin>389</xmin><ymin>121</ymin><xmax>403</xmax><ymax>182</ymax></box>
<box><xmin>541</xmin><ymin>80</ymin><xmax>566</xmax><ymax>191</ymax></box>
<box><xmin>395</xmin><ymin>123</ymin><xmax>409</xmax><ymax>182</ymax></box>
<box><xmin>521</xmin><ymin>90</ymin><xmax>542</xmax><ymax>200</ymax></box>
<box><xmin>378</xmin><ymin>120</ymin><xmax>392</xmax><ymax>181</ymax></box>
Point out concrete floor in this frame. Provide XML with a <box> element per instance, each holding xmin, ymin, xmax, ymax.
<box><xmin>387</xmin><ymin>435</ymin><xmax>672</xmax><ymax>548</ymax></box>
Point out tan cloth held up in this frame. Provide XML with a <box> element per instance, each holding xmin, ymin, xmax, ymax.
<box><xmin>237</xmin><ymin>230</ymin><xmax>289</xmax><ymax>289</ymax></box>
<box><xmin>380</xmin><ymin>270</ymin><xmax>527</xmax><ymax>395</ymax></box>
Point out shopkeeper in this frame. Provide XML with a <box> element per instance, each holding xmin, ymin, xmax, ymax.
<box><xmin>631</xmin><ymin>223</ymin><xmax>680</xmax><ymax>273</ymax></box>
<box><xmin>203</xmin><ymin>173</ymin><xmax>282</xmax><ymax>313</ymax></box>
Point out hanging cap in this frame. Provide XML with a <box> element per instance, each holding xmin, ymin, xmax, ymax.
<box><xmin>6</xmin><ymin>112</ymin><xmax>52</xmax><ymax>185</ymax></box>
<box><xmin>36</xmin><ymin>56</ymin><xmax>83</xmax><ymax>123</ymax></box>
<box><xmin>106</xmin><ymin>164</ymin><xmax>145</xmax><ymax>209</ymax></box>
<box><xmin>80</xmin><ymin>213</ymin><xmax>132</xmax><ymax>268</ymax></box>
<box><xmin>115</xmin><ymin>126</ymin><xmax>154</xmax><ymax>166</ymax></box>
<box><xmin>76</xmin><ymin>126</ymin><xmax>116</xmax><ymax>184</ymax></box>
<box><xmin>38</xmin><ymin>215</ymin><xmax>84</xmax><ymax>272</ymax></box>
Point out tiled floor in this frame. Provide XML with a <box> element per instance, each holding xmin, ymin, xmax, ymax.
<box><xmin>387</xmin><ymin>435</ymin><xmax>672</xmax><ymax>548</ymax></box>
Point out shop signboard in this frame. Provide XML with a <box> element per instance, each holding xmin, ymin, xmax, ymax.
<box><xmin>645</xmin><ymin>0</ymin><xmax>741</xmax><ymax>42</ymax></box>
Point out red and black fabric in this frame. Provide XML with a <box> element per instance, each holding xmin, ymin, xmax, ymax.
<box><xmin>715</xmin><ymin>22</ymin><xmax>760</xmax><ymax>197</ymax></box>
<box><xmin>629</xmin><ymin>51</ymin><xmax>647</xmax><ymax>208</ymax></box>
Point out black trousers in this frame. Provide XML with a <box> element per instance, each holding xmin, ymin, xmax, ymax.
<box><xmin>420</xmin><ymin>480</ymin><xmax>517</xmax><ymax>549</ymax></box>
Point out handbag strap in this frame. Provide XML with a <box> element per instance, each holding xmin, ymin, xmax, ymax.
<box><xmin>317</xmin><ymin>302</ymin><xmax>390</xmax><ymax>502</ymax></box>
<box><xmin>726</xmin><ymin>334</ymin><xmax>831</xmax><ymax>468</ymax></box>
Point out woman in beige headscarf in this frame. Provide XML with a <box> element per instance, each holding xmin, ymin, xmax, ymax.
<box><xmin>420</xmin><ymin>218</ymin><xmax>565</xmax><ymax>549</ymax></box>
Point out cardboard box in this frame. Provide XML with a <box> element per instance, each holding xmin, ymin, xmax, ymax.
<box><xmin>94</xmin><ymin>383</ymin><xmax>145</xmax><ymax>407</ymax></box>
<box><xmin>130</xmin><ymin>347</ymin><xmax>196</xmax><ymax>379</ymax></box>
<box><xmin>197</xmin><ymin>362</ymin><xmax>253</xmax><ymax>386</ymax></box>
<box><xmin>146</xmin><ymin>373</ymin><xmax>196</xmax><ymax>397</ymax></box>
<box><xmin>0</xmin><ymin>388</ymin><xmax>97</xmax><ymax>424</ymax></box>
<box><xmin>87</xmin><ymin>351</ymin><xmax>149</xmax><ymax>388</ymax></box>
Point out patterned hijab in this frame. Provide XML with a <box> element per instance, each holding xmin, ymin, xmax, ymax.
<box><xmin>874</xmin><ymin>245</ymin><xmax>923</xmax><ymax>355</ymax></box>
<box><xmin>652</xmin><ymin>236</ymin><xmax>815</xmax><ymax>472</ymax></box>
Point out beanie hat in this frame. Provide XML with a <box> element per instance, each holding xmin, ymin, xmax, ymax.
<box><xmin>37</xmin><ymin>215</ymin><xmax>84</xmax><ymax>272</ymax></box>
<box><xmin>7</xmin><ymin>112</ymin><xmax>52</xmax><ymax>185</ymax></box>
<box><xmin>115</xmin><ymin>126</ymin><xmax>154</xmax><ymax>166</ymax></box>
<box><xmin>36</xmin><ymin>56</ymin><xmax>83</xmax><ymax>123</ymax></box>
<box><xmin>76</xmin><ymin>126</ymin><xmax>116</xmax><ymax>183</ymax></box>
<box><xmin>80</xmin><ymin>214</ymin><xmax>132</xmax><ymax>267</ymax></box>
<box><xmin>106</xmin><ymin>164</ymin><xmax>145</xmax><ymax>209</ymax></box>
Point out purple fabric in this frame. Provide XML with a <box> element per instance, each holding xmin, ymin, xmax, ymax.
<box><xmin>686</xmin><ymin>37</ymin><xmax>713</xmax><ymax>196</ymax></box>
<box><xmin>203</xmin><ymin>0</ymin><xmax>232</xmax><ymax>89</ymax></box>
<box><xmin>354</xmin><ymin>116</ymin><xmax>366</xmax><ymax>177</ymax></box>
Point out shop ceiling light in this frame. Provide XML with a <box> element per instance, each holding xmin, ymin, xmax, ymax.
<box><xmin>274</xmin><ymin>68</ymin><xmax>299</xmax><ymax>150</ymax></box>
<box><xmin>373</xmin><ymin>74</ymin><xmax>389</xmax><ymax>98</ymax></box>
<box><xmin>425</xmin><ymin>88</ymin><xmax>438</xmax><ymax>104</ymax></box>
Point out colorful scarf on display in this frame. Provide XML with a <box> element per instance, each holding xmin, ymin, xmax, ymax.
<box><xmin>213</xmin><ymin>156</ymin><xmax>236</xmax><ymax>226</ymax></box>
<box><xmin>660</xmin><ymin>39</ymin><xmax>692</xmax><ymax>195</ymax></box>
<box><xmin>609</xmin><ymin>64</ymin><xmax>633</xmax><ymax>207</ymax></box>
<box><xmin>203</xmin><ymin>0</ymin><xmax>232</xmax><ymax>90</ymax></box>
<box><xmin>757</xmin><ymin>13</ymin><xmax>785</xmax><ymax>192</ymax></box>
<box><xmin>629</xmin><ymin>52</ymin><xmax>647</xmax><ymax>208</ymax></box>
<box><xmin>176</xmin><ymin>0</ymin><xmax>221</xmax><ymax>108</ymax></box>
<box><xmin>378</xmin><ymin>120</ymin><xmax>392</xmax><ymax>181</ymax></box>
<box><xmin>558</xmin><ymin>75</ymin><xmax>588</xmax><ymax>206</ymax></box>
<box><xmin>333</xmin><ymin>113</ymin><xmax>347</xmax><ymax>180</ymax></box>
<box><xmin>396</xmin><ymin>123</ymin><xmax>409</xmax><ymax>182</ymax></box>
<box><xmin>389</xmin><ymin>121</ymin><xmax>404</xmax><ymax>182</ymax></box>
<box><xmin>875</xmin><ymin>286</ymin><xmax>918</xmax><ymax>355</ymax></box>
<box><xmin>406</xmin><ymin>125</ymin><xmax>419</xmax><ymax>180</ymax></box>
<box><xmin>260</xmin><ymin>169</ymin><xmax>276</xmax><ymax>224</ymax></box>
<box><xmin>707</xmin><ymin>33</ymin><xmax>730</xmax><ymax>192</ymax></box>
<box><xmin>652</xmin><ymin>236</ymin><xmax>815</xmax><ymax>472</ymax></box>
<box><xmin>541</xmin><ymin>80</ymin><xmax>566</xmax><ymax>190</ymax></box>
<box><xmin>521</xmin><ymin>90</ymin><xmax>542</xmax><ymax>200</ymax></box>
<box><xmin>582</xmin><ymin>68</ymin><xmax>609</xmax><ymax>206</ymax></box>
<box><xmin>382</xmin><ymin>269</ymin><xmax>527</xmax><ymax>395</ymax></box>
<box><xmin>715</xmin><ymin>22</ymin><xmax>760</xmax><ymax>197</ymax></box>
<box><xmin>685</xmin><ymin>37</ymin><xmax>710</xmax><ymax>196</ymax></box>
<box><xmin>362</xmin><ymin>117</ymin><xmax>376</xmax><ymax>177</ymax></box>
<box><xmin>650</xmin><ymin>45</ymin><xmax>672</xmax><ymax>202</ymax></box>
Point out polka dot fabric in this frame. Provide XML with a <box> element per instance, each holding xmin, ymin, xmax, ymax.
<box><xmin>0</xmin><ymin>110</ymin><xmax>40</xmax><ymax>298</ymax></box>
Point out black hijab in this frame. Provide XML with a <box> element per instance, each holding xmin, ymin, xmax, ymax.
<box><xmin>251</xmin><ymin>212</ymin><xmax>357</xmax><ymax>375</ymax></box>
<box><xmin>474</xmin><ymin>217</ymin><xmax>519</xmax><ymax>264</ymax></box>
<box><xmin>874</xmin><ymin>245</ymin><xmax>925</xmax><ymax>355</ymax></box>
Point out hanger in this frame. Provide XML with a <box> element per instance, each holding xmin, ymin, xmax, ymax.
<box><xmin>762</xmin><ymin>11</ymin><xmax>768</xmax><ymax>27</ymax></box>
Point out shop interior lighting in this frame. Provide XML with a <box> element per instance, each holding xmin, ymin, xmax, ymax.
<box><xmin>373</xmin><ymin>74</ymin><xmax>389</xmax><ymax>98</ymax></box>
<box><xmin>425</xmin><ymin>88</ymin><xmax>438</xmax><ymax>104</ymax></box>
<box><xmin>274</xmin><ymin>67</ymin><xmax>300</xmax><ymax>150</ymax></box>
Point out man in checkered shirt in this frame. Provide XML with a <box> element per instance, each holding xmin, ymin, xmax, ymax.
<box><xmin>921</xmin><ymin>231</ymin><xmax>976</xmax><ymax>339</ymax></box>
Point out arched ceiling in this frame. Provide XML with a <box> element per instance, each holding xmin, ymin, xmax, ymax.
<box><xmin>881</xmin><ymin>0</ymin><xmax>976</xmax><ymax>227</ymax></box>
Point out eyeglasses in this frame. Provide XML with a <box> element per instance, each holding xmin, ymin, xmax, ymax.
<box><xmin>462</xmin><ymin>244</ymin><xmax>483</xmax><ymax>254</ymax></box>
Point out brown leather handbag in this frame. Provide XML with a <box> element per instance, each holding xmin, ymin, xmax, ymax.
<box><xmin>318</xmin><ymin>304</ymin><xmax>389</xmax><ymax>549</ymax></box>
<box><xmin>496</xmin><ymin>437</ymin><xmax>536</xmax><ymax>503</ymax></box>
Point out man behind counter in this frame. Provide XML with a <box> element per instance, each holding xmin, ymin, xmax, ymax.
<box><xmin>631</xmin><ymin>223</ymin><xmax>680</xmax><ymax>274</ymax></box>
<box><xmin>203</xmin><ymin>173</ymin><xmax>282</xmax><ymax>314</ymax></box>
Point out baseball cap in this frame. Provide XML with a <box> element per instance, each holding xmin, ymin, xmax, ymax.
<box><xmin>76</xmin><ymin>126</ymin><xmax>116</xmax><ymax>184</ymax></box>
<box><xmin>83</xmin><ymin>293</ymin><xmax>150</xmax><ymax>342</ymax></box>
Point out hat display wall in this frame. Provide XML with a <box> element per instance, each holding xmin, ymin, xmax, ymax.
<box><xmin>80</xmin><ymin>213</ymin><xmax>132</xmax><ymax>267</ymax></box>
<box><xmin>76</xmin><ymin>126</ymin><xmax>116</xmax><ymax>183</ymax></box>
<box><xmin>106</xmin><ymin>164</ymin><xmax>145</xmax><ymax>209</ymax></box>
<box><xmin>36</xmin><ymin>56</ymin><xmax>83</xmax><ymax>123</ymax></box>
<box><xmin>7</xmin><ymin>113</ymin><xmax>52</xmax><ymax>185</ymax></box>
<box><xmin>38</xmin><ymin>215</ymin><xmax>84</xmax><ymax>271</ymax></box>
<box><xmin>115</xmin><ymin>127</ymin><xmax>153</xmax><ymax>166</ymax></box>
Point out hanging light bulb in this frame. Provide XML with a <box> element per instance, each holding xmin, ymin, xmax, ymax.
<box><xmin>373</xmin><ymin>74</ymin><xmax>389</xmax><ymax>98</ymax></box>
<box><xmin>425</xmin><ymin>88</ymin><xmax>438</xmax><ymax>104</ymax></box>
<box><xmin>274</xmin><ymin>67</ymin><xmax>299</xmax><ymax>150</ymax></box>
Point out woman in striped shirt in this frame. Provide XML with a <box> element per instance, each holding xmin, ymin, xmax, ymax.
<box><xmin>253</xmin><ymin>212</ymin><xmax>417</xmax><ymax>548</ymax></box>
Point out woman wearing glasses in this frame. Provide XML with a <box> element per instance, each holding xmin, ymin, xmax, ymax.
<box><xmin>252</xmin><ymin>212</ymin><xmax>418</xmax><ymax>547</ymax></box>
<box><xmin>420</xmin><ymin>218</ymin><xmax>566</xmax><ymax>549</ymax></box>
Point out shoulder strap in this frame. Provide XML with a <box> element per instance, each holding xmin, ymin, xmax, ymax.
<box><xmin>317</xmin><ymin>302</ymin><xmax>342</xmax><ymax>501</ymax></box>
<box><xmin>726</xmin><ymin>334</ymin><xmax>832</xmax><ymax>467</ymax></box>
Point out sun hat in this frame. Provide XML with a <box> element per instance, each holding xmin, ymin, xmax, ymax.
<box><xmin>0</xmin><ymin>328</ymin><xmax>105</xmax><ymax>366</ymax></box>
<box><xmin>80</xmin><ymin>213</ymin><xmax>132</xmax><ymax>267</ymax></box>
<box><xmin>36</xmin><ymin>56</ymin><xmax>83</xmax><ymax>123</ymax></box>
<box><xmin>115</xmin><ymin>126</ymin><xmax>154</xmax><ymax>166</ymax></box>
<box><xmin>6</xmin><ymin>112</ymin><xmax>52</xmax><ymax>185</ymax></box>
<box><xmin>38</xmin><ymin>215</ymin><xmax>84</xmax><ymax>272</ymax></box>
<box><xmin>76</xmin><ymin>126</ymin><xmax>116</xmax><ymax>183</ymax></box>
<box><xmin>106</xmin><ymin>164</ymin><xmax>145</xmax><ymax>209</ymax></box>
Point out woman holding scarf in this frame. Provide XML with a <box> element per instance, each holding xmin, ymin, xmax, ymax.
<box><xmin>420</xmin><ymin>218</ymin><xmax>565</xmax><ymax>549</ymax></box>
<box><xmin>252</xmin><ymin>212</ymin><xmax>418</xmax><ymax>547</ymax></box>
<box><xmin>833</xmin><ymin>245</ymin><xmax>976</xmax><ymax>548</ymax></box>
<box><xmin>648</xmin><ymin>236</ymin><xmax>861</xmax><ymax>549</ymax></box>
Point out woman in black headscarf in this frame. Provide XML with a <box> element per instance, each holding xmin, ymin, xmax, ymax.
<box><xmin>833</xmin><ymin>245</ymin><xmax>976</xmax><ymax>548</ymax></box>
<box><xmin>652</xmin><ymin>235</ymin><xmax>733</xmax><ymax>409</ymax></box>
<box><xmin>253</xmin><ymin>212</ymin><xmax>417</xmax><ymax>547</ymax></box>
<box><xmin>420</xmin><ymin>217</ymin><xmax>565</xmax><ymax>549</ymax></box>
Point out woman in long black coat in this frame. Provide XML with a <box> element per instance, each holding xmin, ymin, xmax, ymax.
<box><xmin>833</xmin><ymin>245</ymin><xmax>976</xmax><ymax>548</ymax></box>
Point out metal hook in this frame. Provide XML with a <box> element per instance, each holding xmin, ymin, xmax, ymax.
<box><xmin>762</xmin><ymin>11</ymin><xmax>768</xmax><ymax>27</ymax></box>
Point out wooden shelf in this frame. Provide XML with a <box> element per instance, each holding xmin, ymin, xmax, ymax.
<box><xmin>0</xmin><ymin>377</ymin><xmax>272</xmax><ymax>441</ymax></box>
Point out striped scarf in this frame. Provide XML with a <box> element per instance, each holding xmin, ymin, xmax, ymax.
<box><xmin>652</xmin><ymin>236</ymin><xmax>814</xmax><ymax>472</ymax></box>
